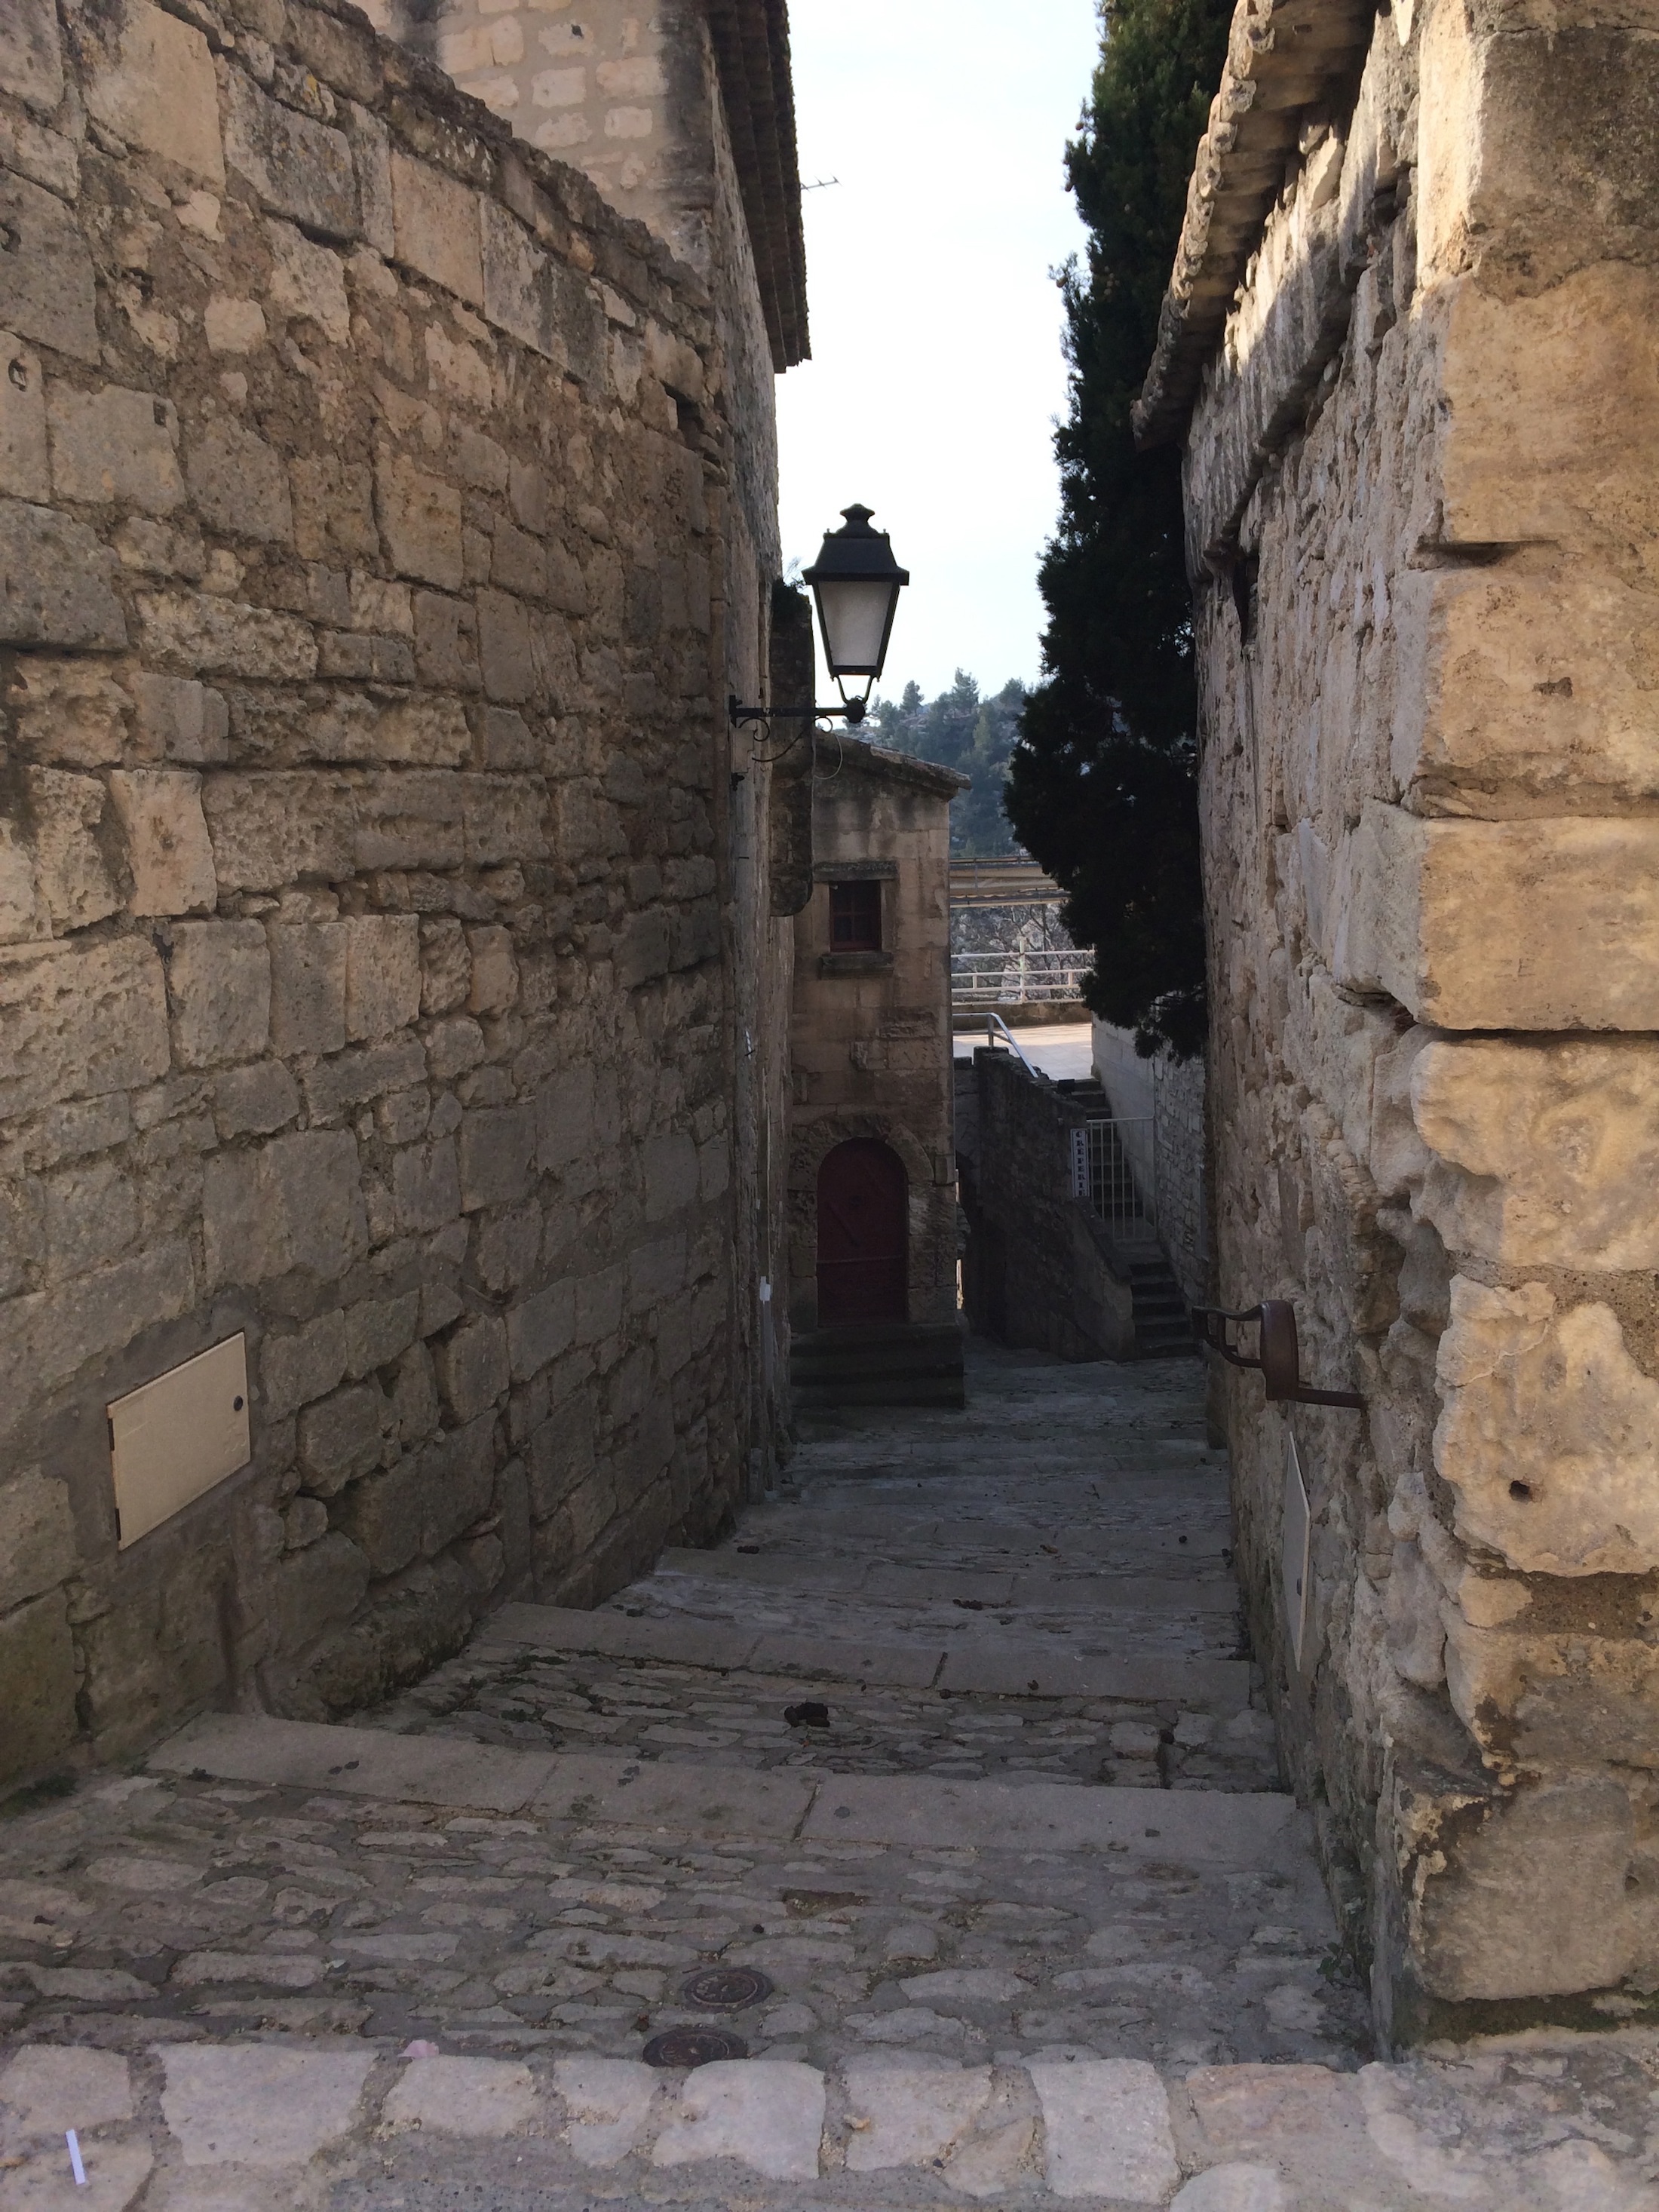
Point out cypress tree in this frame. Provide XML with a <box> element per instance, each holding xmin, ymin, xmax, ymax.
<box><xmin>1004</xmin><ymin>0</ymin><xmax>1232</xmax><ymax>1059</ymax></box>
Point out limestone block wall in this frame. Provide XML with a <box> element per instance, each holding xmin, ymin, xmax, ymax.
<box><xmin>1163</xmin><ymin>0</ymin><xmax>1659</xmax><ymax>2038</ymax></box>
<box><xmin>0</xmin><ymin>0</ymin><xmax>781</xmax><ymax>1786</ymax></box>
<box><xmin>376</xmin><ymin>0</ymin><xmax>800</xmax><ymax>1493</ymax></box>
<box><xmin>787</xmin><ymin>740</ymin><xmax>962</xmax><ymax>1336</ymax></box>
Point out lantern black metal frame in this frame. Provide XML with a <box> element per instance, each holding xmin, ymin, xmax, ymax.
<box><xmin>729</xmin><ymin>504</ymin><xmax>909</xmax><ymax>735</ymax></box>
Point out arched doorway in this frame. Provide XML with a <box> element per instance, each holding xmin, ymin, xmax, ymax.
<box><xmin>817</xmin><ymin>1140</ymin><xmax>908</xmax><ymax>1326</ymax></box>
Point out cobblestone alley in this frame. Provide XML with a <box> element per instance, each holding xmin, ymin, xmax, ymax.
<box><xmin>3</xmin><ymin>1345</ymin><xmax>1655</xmax><ymax>2208</ymax></box>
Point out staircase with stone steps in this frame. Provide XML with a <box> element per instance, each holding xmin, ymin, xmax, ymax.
<box><xmin>790</xmin><ymin>1321</ymin><xmax>969</xmax><ymax>1411</ymax></box>
<box><xmin>0</xmin><ymin>1341</ymin><xmax>1650</xmax><ymax>2208</ymax></box>
<box><xmin>1127</xmin><ymin>1256</ymin><xmax>1196</xmax><ymax>1358</ymax></box>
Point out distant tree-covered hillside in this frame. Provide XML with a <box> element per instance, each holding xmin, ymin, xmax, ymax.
<box><xmin>872</xmin><ymin>672</ymin><xmax>1026</xmax><ymax>857</ymax></box>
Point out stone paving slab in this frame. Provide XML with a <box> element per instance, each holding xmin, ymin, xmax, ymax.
<box><xmin>619</xmin><ymin>1582</ymin><xmax>1240</xmax><ymax>1664</ymax></box>
<box><xmin>472</xmin><ymin>1604</ymin><xmax>1251</xmax><ymax>1709</ymax></box>
<box><xmin>0</xmin><ymin>1763</ymin><xmax>1360</xmax><ymax>2072</ymax></box>
<box><xmin>483</xmin><ymin>1605</ymin><xmax>765</xmax><ymax>1673</ymax></box>
<box><xmin>935</xmin><ymin>1652</ymin><xmax>1249</xmax><ymax>1712</ymax></box>
<box><xmin>748</xmin><ymin>1633</ymin><xmax>948</xmax><ymax>1688</ymax></box>
<box><xmin>2</xmin><ymin>2035</ymin><xmax>1656</xmax><ymax>2209</ymax></box>
<box><xmin>355</xmin><ymin>1643</ymin><xmax>1278</xmax><ymax>1793</ymax></box>
<box><xmin>799</xmin><ymin>1775</ymin><xmax>1303</xmax><ymax>1864</ymax></box>
<box><xmin>145</xmin><ymin>1716</ymin><xmax>1283</xmax><ymax>1849</ymax></box>
<box><xmin>149</xmin><ymin>1716</ymin><xmax>559</xmax><ymax>1815</ymax></box>
<box><xmin>480</xmin><ymin>1602</ymin><xmax>949</xmax><ymax>1685</ymax></box>
<box><xmin>528</xmin><ymin>1755</ymin><xmax>817</xmax><ymax>1837</ymax></box>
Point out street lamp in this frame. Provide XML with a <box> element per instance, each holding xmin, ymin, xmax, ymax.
<box><xmin>729</xmin><ymin>504</ymin><xmax>909</xmax><ymax>732</ymax></box>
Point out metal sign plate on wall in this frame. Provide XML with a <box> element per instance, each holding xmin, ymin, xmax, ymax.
<box><xmin>1068</xmin><ymin>1125</ymin><xmax>1089</xmax><ymax>1198</ymax></box>
<box><xmin>109</xmin><ymin>1335</ymin><xmax>251</xmax><ymax>1549</ymax></box>
<box><xmin>1282</xmin><ymin>1428</ymin><xmax>1311</xmax><ymax>1671</ymax></box>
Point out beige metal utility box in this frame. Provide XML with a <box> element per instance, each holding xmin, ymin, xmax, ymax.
<box><xmin>109</xmin><ymin>1336</ymin><xmax>251</xmax><ymax>1549</ymax></box>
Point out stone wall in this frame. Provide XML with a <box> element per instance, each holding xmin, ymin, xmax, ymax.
<box><xmin>787</xmin><ymin>738</ymin><xmax>962</xmax><ymax>1336</ymax></box>
<box><xmin>959</xmin><ymin>1050</ymin><xmax>1135</xmax><ymax>1364</ymax></box>
<box><xmin>1142</xmin><ymin>0</ymin><xmax>1659</xmax><ymax>2039</ymax></box>
<box><xmin>1092</xmin><ymin>1020</ymin><xmax>1210</xmax><ymax>1309</ymax></box>
<box><xmin>397</xmin><ymin>0</ymin><xmax>808</xmax><ymax>377</ymax></box>
<box><xmin>0</xmin><ymin>0</ymin><xmax>790</xmax><ymax>1786</ymax></box>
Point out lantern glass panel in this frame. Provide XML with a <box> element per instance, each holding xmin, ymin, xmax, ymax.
<box><xmin>815</xmin><ymin>578</ymin><xmax>898</xmax><ymax>677</ymax></box>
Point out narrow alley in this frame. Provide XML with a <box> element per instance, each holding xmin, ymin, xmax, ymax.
<box><xmin>3</xmin><ymin>1349</ymin><xmax>1653</xmax><ymax>2208</ymax></box>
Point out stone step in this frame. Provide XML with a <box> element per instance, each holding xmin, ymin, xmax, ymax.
<box><xmin>790</xmin><ymin>1324</ymin><xmax>968</xmax><ymax>1413</ymax></box>
<box><xmin>356</xmin><ymin>1603</ymin><xmax>1271</xmax><ymax>1792</ymax></box>
<box><xmin>4</xmin><ymin>2033</ymin><xmax>1642</xmax><ymax>2209</ymax></box>
<box><xmin>149</xmin><ymin>1712</ymin><xmax>1291</xmax><ymax>1860</ymax></box>
<box><xmin>647</xmin><ymin>1548</ymin><xmax>1242</xmax><ymax>1612</ymax></box>
<box><xmin>0</xmin><ymin>1697</ymin><xmax>1354</xmax><ymax>2090</ymax></box>
<box><xmin>608</xmin><ymin>1582</ymin><xmax>1243</xmax><ymax>1669</ymax></box>
<box><xmin>475</xmin><ymin>1601</ymin><xmax>1253</xmax><ymax>1710</ymax></box>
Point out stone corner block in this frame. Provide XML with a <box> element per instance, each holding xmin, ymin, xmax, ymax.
<box><xmin>1341</xmin><ymin>802</ymin><xmax>1659</xmax><ymax>1031</ymax></box>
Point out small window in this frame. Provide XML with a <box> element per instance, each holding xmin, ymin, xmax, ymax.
<box><xmin>829</xmin><ymin>879</ymin><xmax>882</xmax><ymax>952</ymax></box>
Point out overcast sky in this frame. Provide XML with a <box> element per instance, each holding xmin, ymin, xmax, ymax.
<box><xmin>776</xmin><ymin>0</ymin><xmax>1102</xmax><ymax>707</ymax></box>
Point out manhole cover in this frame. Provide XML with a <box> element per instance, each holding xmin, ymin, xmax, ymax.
<box><xmin>643</xmin><ymin>2028</ymin><xmax>750</xmax><ymax>2069</ymax></box>
<box><xmin>679</xmin><ymin>1966</ymin><xmax>774</xmax><ymax>2011</ymax></box>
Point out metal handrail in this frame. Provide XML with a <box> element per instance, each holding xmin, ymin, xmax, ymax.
<box><xmin>983</xmin><ymin>1012</ymin><xmax>1041</xmax><ymax>1079</ymax></box>
<box><xmin>1190</xmin><ymin>1299</ymin><xmax>1365</xmax><ymax>1410</ymax></box>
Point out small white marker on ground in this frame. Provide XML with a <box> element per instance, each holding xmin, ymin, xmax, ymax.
<box><xmin>66</xmin><ymin>2130</ymin><xmax>87</xmax><ymax>2186</ymax></box>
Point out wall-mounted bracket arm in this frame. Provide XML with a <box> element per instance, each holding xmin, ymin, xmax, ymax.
<box><xmin>728</xmin><ymin>696</ymin><xmax>867</xmax><ymax>730</ymax></box>
<box><xmin>1190</xmin><ymin>1299</ymin><xmax>1365</xmax><ymax>1409</ymax></box>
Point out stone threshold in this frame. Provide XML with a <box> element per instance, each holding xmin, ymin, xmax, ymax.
<box><xmin>473</xmin><ymin>1600</ymin><xmax>1253</xmax><ymax>1710</ymax></box>
<box><xmin>5</xmin><ymin>2035</ymin><xmax>1654</xmax><ymax>2209</ymax></box>
<box><xmin>149</xmin><ymin>1711</ymin><xmax>1300</xmax><ymax>1865</ymax></box>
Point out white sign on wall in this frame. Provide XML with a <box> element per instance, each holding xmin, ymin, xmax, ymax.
<box><xmin>1282</xmin><ymin>1429</ymin><xmax>1311</xmax><ymax>1671</ymax></box>
<box><xmin>1068</xmin><ymin>1125</ymin><xmax>1089</xmax><ymax>1199</ymax></box>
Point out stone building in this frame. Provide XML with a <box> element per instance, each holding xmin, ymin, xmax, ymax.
<box><xmin>787</xmin><ymin>732</ymin><xmax>967</xmax><ymax>1407</ymax></box>
<box><xmin>1139</xmin><ymin>0</ymin><xmax>1659</xmax><ymax>2037</ymax></box>
<box><xmin>0</xmin><ymin>0</ymin><xmax>805</xmax><ymax>1789</ymax></box>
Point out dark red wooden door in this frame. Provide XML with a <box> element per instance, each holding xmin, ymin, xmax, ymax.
<box><xmin>817</xmin><ymin>1140</ymin><xmax>908</xmax><ymax>1326</ymax></box>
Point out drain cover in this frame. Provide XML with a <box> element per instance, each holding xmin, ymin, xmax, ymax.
<box><xmin>679</xmin><ymin>1966</ymin><xmax>774</xmax><ymax>2011</ymax></box>
<box><xmin>644</xmin><ymin>2028</ymin><xmax>749</xmax><ymax>2069</ymax></box>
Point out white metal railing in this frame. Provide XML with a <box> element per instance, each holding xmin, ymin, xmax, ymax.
<box><xmin>1069</xmin><ymin>1117</ymin><xmax>1158</xmax><ymax>1241</ymax></box>
<box><xmin>982</xmin><ymin>1011</ymin><xmax>1042</xmax><ymax>1078</ymax></box>
<box><xmin>950</xmin><ymin>949</ymin><xmax>1090</xmax><ymax>1008</ymax></box>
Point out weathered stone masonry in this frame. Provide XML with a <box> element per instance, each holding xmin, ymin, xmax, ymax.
<box><xmin>0</xmin><ymin>0</ymin><xmax>798</xmax><ymax>1784</ymax></box>
<box><xmin>1142</xmin><ymin>0</ymin><xmax>1659</xmax><ymax>2037</ymax></box>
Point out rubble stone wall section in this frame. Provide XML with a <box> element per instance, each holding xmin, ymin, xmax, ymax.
<box><xmin>962</xmin><ymin>1050</ymin><xmax>1135</xmax><ymax>1364</ymax></box>
<box><xmin>0</xmin><ymin>0</ymin><xmax>775</xmax><ymax>1785</ymax></box>
<box><xmin>1182</xmin><ymin>0</ymin><xmax>1659</xmax><ymax>2038</ymax></box>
